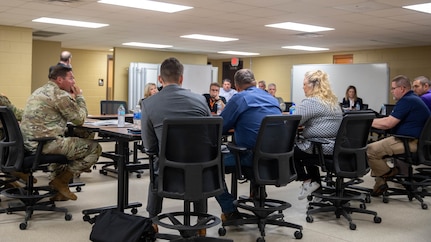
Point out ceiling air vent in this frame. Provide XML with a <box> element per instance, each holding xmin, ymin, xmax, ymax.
<box><xmin>33</xmin><ymin>31</ymin><xmax>65</xmax><ymax>37</ymax></box>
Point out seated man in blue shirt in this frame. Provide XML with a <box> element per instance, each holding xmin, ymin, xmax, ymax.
<box><xmin>215</xmin><ymin>69</ymin><xmax>281</xmax><ymax>221</ymax></box>
<box><xmin>368</xmin><ymin>75</ymin><xmax>430</xmax><ymax>196</ymax></box>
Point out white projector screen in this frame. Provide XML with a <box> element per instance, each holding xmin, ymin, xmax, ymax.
<box><xmin>291</xmin><ymin>63</ymin><xmax>389</xmax><ymax>111</ymax></box>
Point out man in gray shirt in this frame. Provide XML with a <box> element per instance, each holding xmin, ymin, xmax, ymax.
<box><xmin>141</xmin><ymin>57</ymin><xmax>211</xmax><ymax>235</ymax></box>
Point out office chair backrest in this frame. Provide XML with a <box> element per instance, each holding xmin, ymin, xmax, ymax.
<box><xmin>158</xmin><ymin>116</ymin><xmax>224</xmax><ymax>201</ymax></box>
<box><xmin>253</xmin><ymin>115</ymin><xmax>301</xmax><ymax>186</ymax></box>
<box><xmin>100</xmin><ymin>100</ymin><xmax>127</xmax><ymax>115</ymax></box>
<box><xmin>333</xmin><ymin>113</ymin><xmax>374</xmax><ymax>178</ymax></box>
<box><xmin>417</xmin><ymin>117</ymin><xmax>431</xmax><ymax>166</ymax></box>
<box><xmin>0</xmin><ymin>106</ymin><xmax>25</xmax><ymax>173</ymax></box>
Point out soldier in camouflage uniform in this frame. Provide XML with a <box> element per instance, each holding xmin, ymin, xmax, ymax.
<box><xmin>20</xmin><ymin>65</ymin><xmax>102</xmax><ymax>201</ymax></box>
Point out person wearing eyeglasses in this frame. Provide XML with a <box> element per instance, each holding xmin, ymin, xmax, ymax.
<box><xmin>368</xmin><ymin>75</ymin><xmax>430</xmax><ymax>197</ymax></box>
<box><xmin>412</xmin><ymin>75</ymin><xmax>431</xmax><ymax>111</ymax></box>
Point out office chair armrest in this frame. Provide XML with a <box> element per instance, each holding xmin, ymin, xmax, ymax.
<box><xmin>307</xmin><ymin>137</ymin><xmax>330</xmax><ymax>145</ymax></box>
<box><xmin>226</xmin><ymin>142</ymin><xmax>248</xmax><ymax>180</ymax></box>
<box><xmin>392</xmin><ymin>134</ymin><xmax>416</xmax><ymax>164</ymax></box>
<box><xmin>226</xmin><ymin>143</ymin><xmax>248</xmax><ymax>153</ymax></box>
<box><xmin>145</xmin><ymin>150</ymin><xmax>158</xmax><ymax>192</ymax></box>
<box><xmin>392</xmin><ymin>134</ymin><xmax>415</xmax><ymax>140</ymax></box>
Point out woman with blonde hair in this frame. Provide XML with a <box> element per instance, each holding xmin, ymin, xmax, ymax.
<box><xmin>294</xmin><ymin>70</ymin><xmax>343</xmax><ymax>200</ymax></box>
<box><xmin>144</xmin><ymin>82</ymin><xmax>158</xmax><ymax>99</ymax></box>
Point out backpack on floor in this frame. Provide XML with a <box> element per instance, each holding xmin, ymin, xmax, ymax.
<box><xmin>90</xmin><ymin>209</ymin><xmax>155</xmax><ymax>242</ymax></box>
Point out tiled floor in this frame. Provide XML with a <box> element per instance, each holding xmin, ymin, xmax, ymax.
<box><xmin>1</xmin><ymin>143</ymin><xmax>431</xmax><ymax>242</ymax></box>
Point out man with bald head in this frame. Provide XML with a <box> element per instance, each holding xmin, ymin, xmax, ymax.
<box><xmin>49</xmin><ymin>51</ymin><xmax>72</xmax><ymax>77</ymax></box>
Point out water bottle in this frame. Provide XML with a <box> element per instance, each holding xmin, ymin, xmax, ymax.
<box><xmin>216</xmin><ymin>101</ymin><xmax>222</xmax><ymax>115</ymax></box>
<box><xmin>381</xmin><ymin>104</ymin><xmax>386</xmax><ymax>116</ymax></box>
<box><xmin>117</xmin><ymin>104</ymin><xmax>126</xmax><ymax>127</ymax></box>
<box><xmin>289</xmin><ymin>103</ymin><xmax>296</xmax><ymax>115</ymax></box>
<box><xmin>356</xmin><ymin>103</ymin><xmax>360</xmax><ymax>110</ymax></box>
<box><xmin>133</xmin><ymin>104</ymin><xmax>141</xmax><ymax>129</ymax></box>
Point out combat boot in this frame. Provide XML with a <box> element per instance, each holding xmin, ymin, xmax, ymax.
<box><xmin>10</xmin><ymin>171</ymin><xmax>37</xmax><ymax>184</ymax></box>
<box><xmin>49</xmin><ymin>170</ymin><xmax>77</xmax><ymax>200</ymax></box>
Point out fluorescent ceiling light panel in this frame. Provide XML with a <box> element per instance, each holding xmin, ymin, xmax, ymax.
<box><xmin>218</xmin><ymin>51</ymin><xmax>260</xmax><ymax>56</ymax></box>
<box><xmin>266</xmin><ymin>22</ymin><xmax>334</xmax><ymax>32</ymax></box>
<box><xmin>98</xmin><ymin>0</ymin><xmax>193</xmax><ymax>13</ymax></box>
<box><xmin>32</xmin><ymin>17</ymin><xmax>108</xmax><ymax>28</ymax></box>
<box><xmin>122</xmin><ymin>42</ymin><xmax>172</xmax><ymax>48</ymax></box>
<box><xmin>181</xmin><ymin>34</ymin><xmax>238</xmax><ymax>42</ymax></box>
<box><xmin>403</xmin><ymin>3</ymin><xmax>431</xmax><ymax>14</ymax></box>
<box><xmin>282</xmin><ymin>45</ymin><xmax>329</xmax><ymax>51</ymax></box>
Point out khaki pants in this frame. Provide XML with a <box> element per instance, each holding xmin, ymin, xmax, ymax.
<box><xmin>367</xmin><ymin>136</ymin><xmax>417</xmax><ymax>177</ymax></box>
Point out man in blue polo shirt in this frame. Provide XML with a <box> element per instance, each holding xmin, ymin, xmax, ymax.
<box><xmin>215</xmin><ymin>68</ymin><xmax>281</xmax><ymax>222</ymax></box>
<box><xmin>368</xmin><ymin>75</ymin><xmax>430</xmax><ymax>196</ymax></box>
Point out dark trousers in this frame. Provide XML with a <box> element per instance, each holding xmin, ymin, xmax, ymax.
<box><xmin>293</xmin><ymin>146</ymin><xmax>323</xmax><ymax>184</ymax></box>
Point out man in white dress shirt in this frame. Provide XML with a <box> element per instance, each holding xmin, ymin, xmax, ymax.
<box><xmin>219</xmin><ymin>78</ymin><xmax>237</xmax><ymax>102</ymax></box>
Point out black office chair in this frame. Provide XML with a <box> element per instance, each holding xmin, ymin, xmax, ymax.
<box><xmin>381</xmin><ymin>117</ymin><xmax>431</xmax><ymax>209</ymax></box>
<box><xmin>148</xmin><ymin>117</ymin><xmax>232</xmax><ymax>242</ymax></box>
<box><xmin>0</xmin><ymin>106</ymin><xmax>72</xmax><ymax>230</ymax></box>
<box><xmin>306</xmin><ymin>113</ymin><xmax>382</xmax><ymax>230</ymax></box>
<box><xmin>218</xmin><ymin>115</ymin><xmax>303</xmax><ymax>241</ymax></box>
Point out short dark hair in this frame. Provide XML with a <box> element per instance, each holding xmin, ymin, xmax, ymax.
<box><xmin>49</xmin><ymin>65</ymin><xmax>72</xmax><ymax>80</ymax></box>
<box><xmin>160</xmin><ymin>57</ymin><xmax>183</xmax><ymax>84</ymax></box>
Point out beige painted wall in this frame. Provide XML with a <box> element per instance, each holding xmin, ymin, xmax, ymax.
<box><xmin>210</xmin><ymin>47</ymin><xmax>431</xmax><ymax>104</ymax></box>
<box><xmin>4</xmin><ymin>25</ymin><xmax>431</xmax><ymax>112</ymax></box>
<box><xmin>32</xmin><ymin>41</ymin><xmax>111</xmax><ymax>115</ymax></box>
<box><xmin>0</xmin><ymin>25</ymin><xmax>32</xmax><ymax>109</ymax></box>
<box><xmin>32</xmin><ymin>40</ymin><xmax>61</xmax><ymax>91</ymax></box>
<box><xmin>113</xmin><ymin>47</ymin><xmax>208</xmax><ymax>102</ymax></box>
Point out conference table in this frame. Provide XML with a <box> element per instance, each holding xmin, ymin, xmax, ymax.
<box><xmin>75</xmin><ymin>119</ymin><xmax>145</xmax><ymax>222</ymax></box>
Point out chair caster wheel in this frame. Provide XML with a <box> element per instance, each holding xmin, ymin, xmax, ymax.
<box><xmin>306</xmin><ymin>215</ymin><xmax>313</xmax><ymax>223</ymax></box>
<box><xmin>83</xmin><ymin>215</ymin><xmax>90</xmax><ymax>222</ymax></box>
<box><xmin>65</xmin><ymin>213</ymin><xmax>72</xmax><ymax>221</ymax></box>
<box><xmin>76</xmin><ymin>186</ymin><xmax>82</xmax><ymax>192</ymax></box>
<box><xmin>422</xmin><ymin>203</ymin><xmax>428</xmax><ymax>209</ymax></box>
<box><xmin>218</xmin><ymin>227</ymin><xmax>226</xmax><ymax>236</ymax></box>
<box><xmin>131</xmin><ymin>208</ymin><xmax>138</xmax><ymax>214</ymax></box>
<box><xmin>137</xmin><ymin>174</ymin><xmax>142</xmax><ymax>178</ymax></box>
<box><xmin>256</xmin><ymin>237</ymin><xmax>265</xmax><ymax>242</ymax></box>
<box><xmin>360</xmin><ymin>203</ymin><xmax>366</xmax><ymax>209</ymax></box>
<box><xmin>374</xmin><ymin>216</ymin><xmax>382</xmax><ymax>223</ymax></box>
<box><xmin>19</xmin><ymin>222</ymin><xmax>27</xmax><ymax>230</ymax></box>
<box><xmin>383</xmin><ymin>197</ymin><xmax>389</xmax><ymax>203</ymax></box>
<box><xmin>294</xmin><ymin>230</ymin><xmax>303</xmax><ymax>239</ymax></box>
<box><xmin>349</xmin><ymin>223</ymin><xmax>356</xmax><ymax>230</ymax></box>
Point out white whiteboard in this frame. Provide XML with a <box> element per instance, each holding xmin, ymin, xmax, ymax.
<box><xmin>182</xmin><ymin>64</ymin><xmax>213</xmax><ymax>94</ymax></box>
<box><xmin>291</xmin><ymin>63</ymin><xmax>389</xmax><ymax>111</ymax></box>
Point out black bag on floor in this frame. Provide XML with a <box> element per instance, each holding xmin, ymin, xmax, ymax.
<box><xmin>90</xmin><ymin>209</ymin><xmax>155</xmax><ymax>242</ymax></box>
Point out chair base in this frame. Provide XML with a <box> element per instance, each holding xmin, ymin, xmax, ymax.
<box><xmin>382</xmin><ymin>175</ymin><xmax>431</xmax><ymax>209</ymax></box>
<box><xmin>0</xmin><ymin>187</ymin><xmax>72</xmax><ymax>230</ymax></box>
<box><xmin>219</xmin><ymin>197</ymin><xmax>303</xmax><ymax>241</ymax></box>
<box><xmin>306</xmin><ymin>188</ymin><xmax>381</xmax><ymax>230</ymax></box>
<box><xmin>153</xmin><ymin>211</ymin><xmax>231</xmax><ymax>241</ymax></box>
<box><xmin>82</xmin><ymin>202</ymin><xmax>142</xmax><ymax>223</ymax></box>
